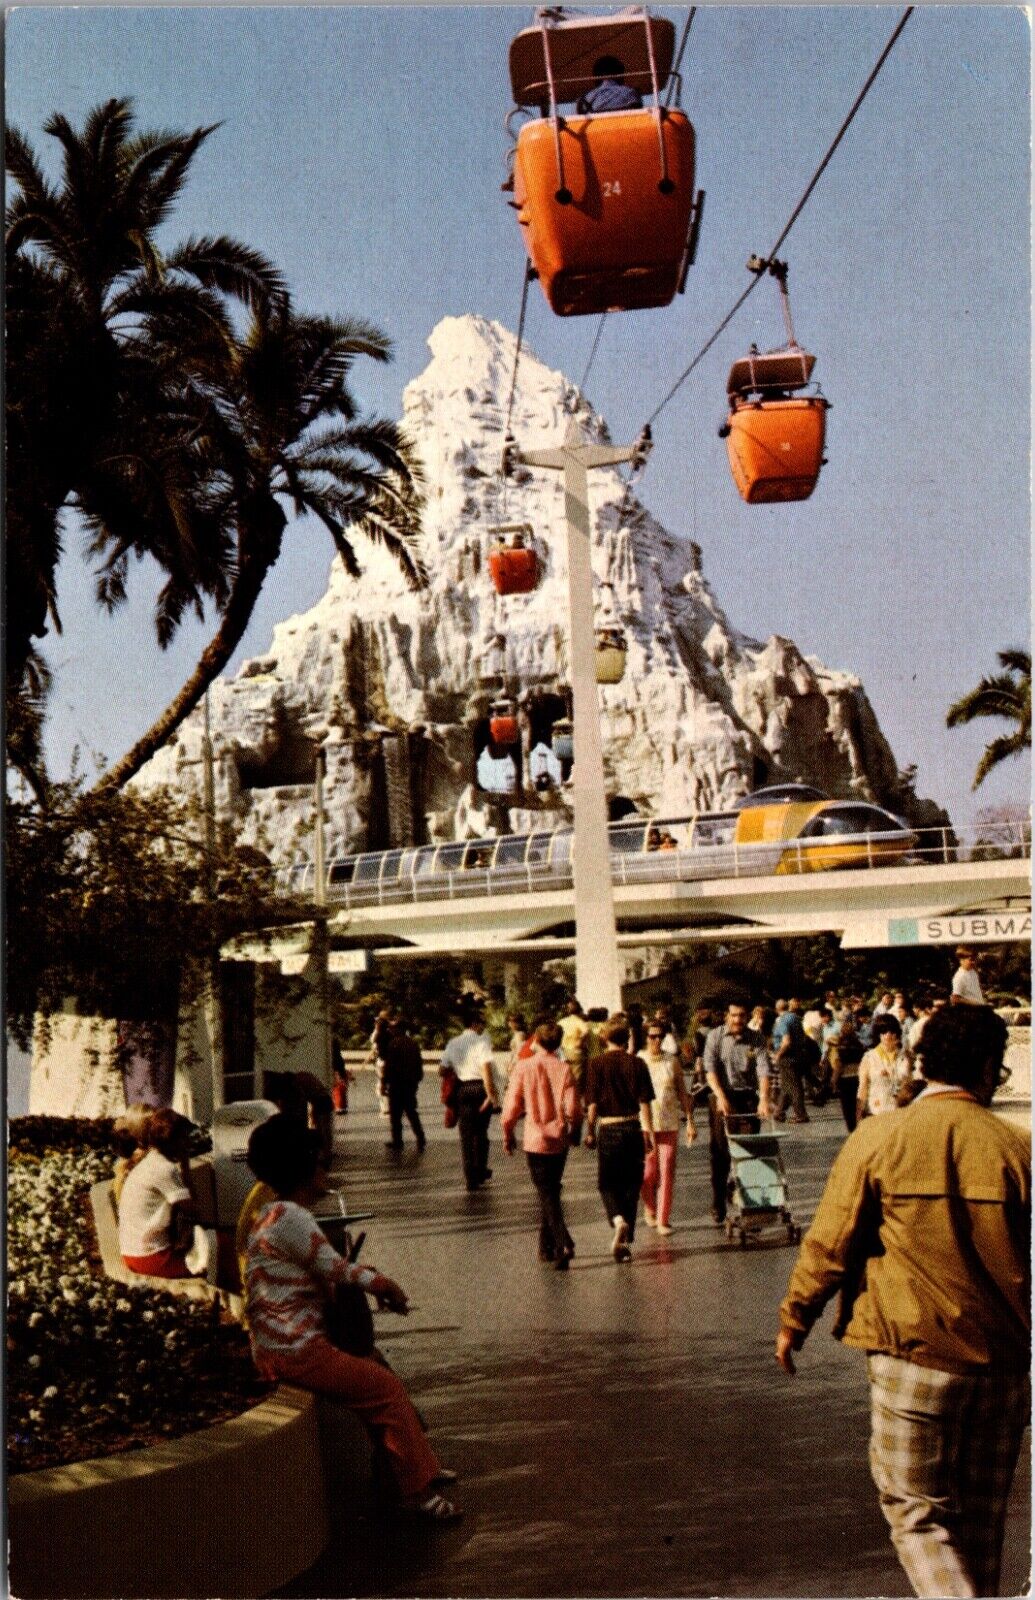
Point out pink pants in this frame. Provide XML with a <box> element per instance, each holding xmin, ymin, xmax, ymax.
<box><xmin>641</xmin><ymin>1131</ymin><xmax>678</xmax><ymax>1226</ymax></box>
<box><xmin>258</xmin><ymin>1336</ymin><xmax>441</xmax><ymax>1499</ymax></box>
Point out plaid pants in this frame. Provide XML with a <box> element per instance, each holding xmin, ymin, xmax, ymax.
<box><xmin>867</xmin><ymin>1352</ymin><xmax>1029</xmax><ymax>1598</ymax></box>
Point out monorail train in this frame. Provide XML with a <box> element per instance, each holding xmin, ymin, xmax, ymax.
<box><xmin>279</xmin><ymin>787</ymin><xmax>916</xmax><ymax>908</ymax></box>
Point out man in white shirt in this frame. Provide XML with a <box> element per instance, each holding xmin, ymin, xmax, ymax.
<box><xmin>802</xmin><ymin>1004</ymin><xmax>826</xmax><ymax>1048</ymax></box>
<box><xmin>951</xmin><ymin>947</ymin><xmax>985</xmax><ymax>1006</ymax></box>
<box><xmin>441</xmin><ymin>1007</ymin><xmax>500</xmax><ymax>1191</ymax></box>
<box><xmin>908</xmin><ymin>1004</ymin><xmax>932</xmax><ymax>1054</ymax></box>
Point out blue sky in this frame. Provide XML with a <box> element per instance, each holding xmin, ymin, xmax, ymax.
<box><xmin>7</xmin><ymin>4</ymin><xmax>1031</xmax><ymax>829</ymax></box>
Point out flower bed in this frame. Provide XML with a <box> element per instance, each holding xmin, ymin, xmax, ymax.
<box><xmin>8</xmin><ymin>1116</ymin><xmax>270</xmax><ymax>1475</ymax></box>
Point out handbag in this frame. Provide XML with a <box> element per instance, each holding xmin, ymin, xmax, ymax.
<box><xmin>325</xmin><ymin>1280</ymin><xmax>376</xmax><ymax>1357</ymax></box>
<box><xmin>323</xmin><ymin>1228</ymin><xmax>376</xmax><ymax>1358</ymax></box>
<box><xmin>440</xmin><ymin>1065</ymin><xmax>459</xmax><ymax>1128</ymax></box>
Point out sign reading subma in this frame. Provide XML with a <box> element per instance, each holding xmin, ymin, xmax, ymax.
<box><xmin>843</xmin><ymin>911</ymin><xmax>1031</xmax><ymax>949</ymax></box>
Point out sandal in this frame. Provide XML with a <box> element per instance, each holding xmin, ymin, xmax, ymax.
<box><xmin>411</xmin><ymin>1491</ymin><xmax>463</xmax><ymax>1522</ymax></box>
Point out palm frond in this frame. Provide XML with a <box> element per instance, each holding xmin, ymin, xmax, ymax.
<box><xmin>280</xmin><ymin>459</ymin><xmax>309</xmax><ymax>519</ymax></box>
<box><xmin>21</xmin><ymin>645</ymin><xmax>53</xmax><ymax>703</ymax></box>
<box><xmin>121</xmin><ymin>125</ymin><xmax>215</xmax><ymax>226</ymax></box>
<box><xmin>82</xmin><ymin>97</ymin><xmax>134</xmax><ymax>167</ymax></box>
<box><xmin>997</xmin><ymin>648</ymin><xmax>1031</xmax><ymax>678</ymax></box>
<box><xmin>5</xmin><ymin>124</ymin><xmax>55</xmax><ymax>206</ymax></box>
<box><xmin>306</xmin><ymin>313</ymin><xmax>393</xmax><ymax>364</ymax></box>
<box><xmin>354</xmin><ymin>501</ymin><xmax>428</xmax><ymax>591</ymax></box>
<box><xmin>133</xmin><ymin>125</ymin><xmax>219</xmax><ymax>230</ymax></box>
<box><xmin>295</xmin><ymin>459</ymin><xmax>418</xmax><ymax>523</ymax></box>
<box><xmin>127</xmin><ymin>227</ymin><xmax>165</xmax><ymax>286</ymax></box>
<box><xmin>109</xmin><ymin>278</ymin><xmax>236</xmax><ymax>354</ymax></box>
<box><xmin>302</xmin><ymin>496</ymin><xmax>363</xmax><ymax>579</ymax></box>
<box><xmin>42</xmin><ymin>110</ymin><xmax>92</xmax><ymax>226</ymax></box>
<box><xmin>5</xmin><ymin>207</ymin><xmax>61</xmax><ymax>255</ymax></box>
<box><xmin>973</xmin><ymin>732</ymin><xmax>1031</xmax><ymax>789</ymax></box>
<box><xmin>94</xmin><ymin>549</ymin><xmax>130</xmax><ymax>611</ymax></box>
<box><xmin>340</xmin><ymin>417</ymin><xmax>424</xmax><ymax>483</ymax></box>
<box><xmin>946</xmin><ymin>675</ymin><xmax>1026</xmax><ymax>728</ymax></box>
<box><xmin>167</xmin><ymin>235</ymin><xmax>288</xmax><ymax>312</ymax></box>
<box><xmin>292</xmin><ymin>417</ymin><xmax>423</xmax><ymax>485</ymax></box>
<box><xmin>152</xmin><ymin>571</ymin><xmax>207</xmax><ymax>648</ymax></box>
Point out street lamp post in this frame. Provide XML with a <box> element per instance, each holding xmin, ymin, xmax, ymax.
<box><xmin>313</xmin><ymin>747</ymin><xmax>334</xmax><ymax>1088</ymax></box>
<box><xmin>201</xmin><ymin>689</ymin><xmax>224</xmax><ymax>1115</ymax></box>
<box><xmin>517</xmin><ymin>417</ymin><xmax>646</xmax><ymax>1015</ymax></box>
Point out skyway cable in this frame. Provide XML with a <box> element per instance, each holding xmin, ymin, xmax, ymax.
<box><xmin>579</xmin><ymin>312</ymin><xmax>608</xmax><ymax>395</ymax></box>
<box><xmin>665</xmin><ymin>7</ymin><xmax>696</xmax><ymax>107</ymax></box>
<box><xmin>646</xmin><ymin>4</ymin><xmax>914</xmax><ymax>428</ymax></box>
<box><xmin>501</xmin><ymin>259</ymin><xmax>534</xmax><ymax>471</ymax></box>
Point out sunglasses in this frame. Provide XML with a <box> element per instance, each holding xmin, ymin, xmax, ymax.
<box><xmin>647</xmin><ymin>1032</ymin><xmax>663</xmax><ymax>1039</ymax></box>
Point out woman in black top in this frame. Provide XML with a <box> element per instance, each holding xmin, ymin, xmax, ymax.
<box><xmin>583</xmin><ymin>1018</ymin><xmax>656</xmax><ymax>1261</ymax></box>
<box><xmin>831</xmin><ymin>1014</ymin><xmax>865</xmax><ymax>1131</ymax></box>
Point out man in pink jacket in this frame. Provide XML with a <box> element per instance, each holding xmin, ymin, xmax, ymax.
<box><xmin>502</xmin><ymin>1019</ymin><xmax>581</xmax><ymax>1270</ymax></box>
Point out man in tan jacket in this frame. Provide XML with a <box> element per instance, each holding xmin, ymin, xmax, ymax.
<box><xmin>775</xmin><ymin>1005</ymin><xmax>1029</xmax><ymax>1599</ymax></box>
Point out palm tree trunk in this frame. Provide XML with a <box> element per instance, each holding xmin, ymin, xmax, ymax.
<box><xmin>92</xmin><ymin>556</ymin><xmax>271</xmax><ymax>794</ymax></box>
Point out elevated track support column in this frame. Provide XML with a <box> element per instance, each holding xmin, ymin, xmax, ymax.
<box><xmin>518</xmin><ymin>419</ymin><xmax>642</xmax><ymax>1014</ymax></box>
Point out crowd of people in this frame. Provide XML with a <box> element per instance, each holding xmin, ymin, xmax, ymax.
<box><xmin>423</xmin><ymin>949</ymin><xmax>992</xmax><ymax>1253</ymax></box>
<box><xmin>104</xmin><ymin>942</ymin><xmax>1028</xmax><ymax>1586</ymax></box>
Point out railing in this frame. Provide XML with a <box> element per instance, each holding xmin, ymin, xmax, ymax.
<box><xmin>275</xmin><ymin>821</ymin><xmax>1032</xmax><ymax>913</ymax></box>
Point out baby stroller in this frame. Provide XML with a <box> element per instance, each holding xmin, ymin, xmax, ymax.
<box><xmin>723</xmin><ymin>1114</ymin><xmax>801</xmax><ymax>1248</ymax></box>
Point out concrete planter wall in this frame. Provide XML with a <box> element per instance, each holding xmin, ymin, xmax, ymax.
<box><xmin>8</xmin><ymin>1386</ymin><xmax>328</xmax><ymax>1599</ymax></box>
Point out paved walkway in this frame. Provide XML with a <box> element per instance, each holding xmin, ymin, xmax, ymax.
<box><xmin>277</xmin><ymin>1088</ymin><xmax>1031</xmax><ymax>1599</ymax></box>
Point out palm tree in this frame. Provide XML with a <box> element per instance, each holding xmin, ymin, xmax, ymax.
<box><xmin>946</xmin><ymin>648</ymin><xmax>1031</xmax><ymax>788</ymax></box>
<box><xmin>93</xmin><ymin>298</ymin><xmax>426</xmax><ymax>792</ymax></box>
<box><xmin>6</xmin><ymin>648</ymin><xmax>52</xmax><ymax>807</ymax></box>
<box><xmin>5</xmin><ymin>98</ymin><xmax>285</xmax><ymax>688</ymax></box>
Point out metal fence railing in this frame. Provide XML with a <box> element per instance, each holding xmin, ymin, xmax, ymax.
<box><xmin>274</xmin><ymin>819</ymin><xmax>1031</xmax><ymax>913</ymax></box>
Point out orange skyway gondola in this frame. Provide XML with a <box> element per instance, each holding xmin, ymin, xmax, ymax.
<box><xmin>721</xmin><ymin>259</ymin><xmax>830</xmax><ymax>504</ymax></box>
<box><xmin>488</xmin><ymin>523</ymin><xmax>541</xmax><ymax>595</ymax></box>
<box><xmin>489</xmin><ymin>695</ymin><xmax>520</xmax><ymax>746</ymax></box>
<box><xmin>505</xmin><ymin>8</ymin><xmax>704</xmax><ymax>317</ymax></box>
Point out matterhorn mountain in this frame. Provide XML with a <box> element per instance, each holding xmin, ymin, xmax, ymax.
<box><xmin>136</xmin><ymin>314</ymin><xmax>946</xmax><ymax>863</ymax></box>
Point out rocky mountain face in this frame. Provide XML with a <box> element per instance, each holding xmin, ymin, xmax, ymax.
<box><xmin>136</xmin><ymin>314</ymin><xmax>947</xmax><ymax>863</ymax></box>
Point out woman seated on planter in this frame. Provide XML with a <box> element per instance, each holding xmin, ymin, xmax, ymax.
<box><xmin>241</xmin><ymin>1113</ymin><xmax>462</xmax><ymax>1522</ymax></box>
<box><xmin>118</xmin><ymin>1108</ymin><xmax>204</xmax><ymax>1278</ymax></box>
<box><xmin>111</xmin><ymin>1102</ymin><xmax>155</xmax><ymax>1205</ymax></box>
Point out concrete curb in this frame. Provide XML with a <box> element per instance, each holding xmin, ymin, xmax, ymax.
<box><xmin>8</xmin><ymin>1385</ymin><xmax>329</xmax><ymax>1599</ymax></box>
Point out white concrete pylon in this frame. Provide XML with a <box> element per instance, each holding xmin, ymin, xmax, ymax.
<box><xmin>517</xmin><ymin>417</ymin><xmax>640</xmax><ymax>1016</ymax></box>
